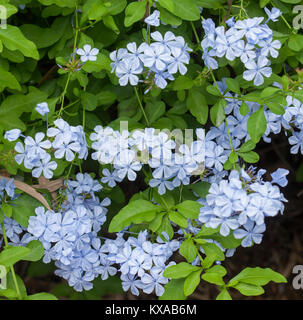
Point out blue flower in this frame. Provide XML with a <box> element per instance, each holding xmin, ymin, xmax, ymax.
<box><xmin>243</xmin><ymin>56</ymin><xmax>272</xmax><ymax>86</ymax></box>
<box><xmin>270</xmin><ymin>168</ymin><xmax>289</xmax><ymax>187</ymax></box>
<box><xmin>144</xmin><ymin>10</ymin><xmax>160</xmax><ymax>27</ymax></box>
<box><xmin>35</xmin><ymin>102</ymin><xmax>49</xmax><ymax>116</ymax></box>
<box><xmin>234</xmin><ymin>219</ymin><xmax>265</xmax><ymax>247</ymax></box>
<box><xmin>4</xmin><ymin>129</ymin><xmax>21</xmax><ymax>142</ymax></box>
<box><xmin>264</xmin><ymin>7</ymin><xmax>282</xmax><ymax>22</ymax></box>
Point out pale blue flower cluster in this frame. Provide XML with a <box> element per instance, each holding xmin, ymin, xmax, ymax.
<box><xmin>90</xmin><ymin>126</ymin><xmax>205</xmax><ymax>194</ymax></box>
<box><xmin>110</xmin><ymin>31</ymin><xmax>192</xmax><ymax>89</ymax></box>
<box><xmin>201</xmin><ymin>7</ymin><xmax>282</xmax><ymax>86</ymax></box>
<box><xmin>198</xmin><ymin>167</ymin><xmax>288</xmax><ymax>248</ymax></box>
<box><xmin>5</xmin><ymin>118</ymin><xmax>88</xmax><ymax>180</ymax></box>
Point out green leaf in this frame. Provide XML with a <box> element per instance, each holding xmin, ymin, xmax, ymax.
<box><xmin>195</xmin><ymin>225</ymin><xmax>219</xmax><ymax>238</ymax></box>
<box><xmin>206</xmin><ymin>232</ymin><xmax>242</xmax><ymax>249</ymax></box>
<box><xmin>163</xmin><ymin>262</ymin><xmax>201</xmax><ymax>279</ymax></box>
<box><xmin>81</xmin><ymin>92</ymin><xmax>98</xmax><ymax>111</ymax></box>
<box><xmin>232</xmin><ymin>282</ymin><xmax>265</xmax><ymax>296</ymax></box>
<box><xmin>108</xmin><ymin>200</ymin><xmax>161</xmax><ymax>232</ymax></box>
<box><xmin>146</xmin><ymin>101</ymin><xmax>166</xmax><ymax>124</ymax></box>
<box><xmin>210</xmin><ymin>99</ymin><xmax>226</xmax><ymax>127</ymax></box>
<box><xmin>168</xmin><ymin>211</ymin><xmax>188</xmax><ymax>228</ymax></box>
<box><xmin>159</xmin><ymin>279</ymin><xmax>187</xmax><ymax>300</ymax></box>
<box><xmin>202</xmin><ymin>265</ymin><xmax>226</xmax><ymax>285</ymax></box>
<box><xmin>82</xmin><ymin>53</ymin><xmax>111</xmax><ymax>73</ymax></box>
<box><xmin>186</xmin><ymin>87</ymin><xmax>209</xmax><ymax>125</ymax></box>
<box><xmin>179</xmin><ymin>239</ymin><xmax>198</xmax><ymax>262</ymax></box>
<box><xmin>25</xmin><ymin>292</ymin><xmax>58</xmax><ymax>300</ymax></box>
<box><xmin>294</xmin><ymin>90</ymin><xmax>303</xmax><ymax>103</ymax></box>
<box><xmin>200</xmin><ymin>242</ymin><xmax>225</xmax><ymax>268</ymax></box>
<box><xmin>216</xmin><ymin>288</ymin><xmax>232</xmax><ymax>300</ymax></box>
<box><xmin>238</xmin><ymin>140</ymin><xmax>256</xmax><ymax>153</ymax></box>
<box><xmin>157</xmin><ymin>0</ymin><xmax>175</xmax><ymax>12</ymax></box>
<box><xmin>247</xmin><ymin>107</ymin><xmax>267</xmax><ymax>143</ymax></box>
<box><xmin>0</xmin><ymin>25</ymin><xmax>39</xmax><ymax>59</ymax></box>
<box><xmin>11</xmin><ymin>194</ymin><xmax>44</xmax><ymax>228</ymax></box>
<box><xmin>157</xmin><ymin>5</ymin><xmax>182</xmax><ymax>26</ymax></box>
<box><xmin>170</xmin><ymin>0</ymin><xmax>200</xmax><ymax>21</ymax></box>
<box><xmin>124</xmin><ymin>1</ymin><xmax>147</xmax><ymax>27</ymax></box>
<box><xmin>260</xmin><ymin>87</ymin><xmax>280</xmax><ymax>99</ymax></box>
<box><xmin>173</xmin><ymin>76</ymin><xmax>194</xmax><ymax>90</ymax></box>
<box><xmin>0</xmin><ymin>246</ymin><xmax>30</xmax><ymax>267</ymax></box>
<box><xmin>228</xmin><ymin>267</ymin><xmax>287</xmax><ymax>287</ymax></box>
<box><xmin>157</xmin><ymin>214</ymin><xmax>174</xmax><ymax>240</ymax></box>
<box><xmin>0</xmin><ymin>68</ymin><xmax>21</xmax><ymax>92</ymax></box>
<box><xmin>184</xmin><ymin>270</ymin><xmax>202</xmax><ymax>296</ymax></box>
<box><xmin>240</xmin><ymin>102</ymin><xmax>250</xmax><ymax>116</ymax></box>
<box><xmin>1</xmin><ymin>203</ymin><xmax>12</xmax><ymax>218</ymax></box>
<box><xmin>23</xmin><ymin>241</ymin><xmax>44</xmax><ymax>262</ymax></box>
<box><xmin>0</xmin><ymin>86</ymin><xmax>48</xmax><ymax>130</ymax></box>
<box><xmin>288</xmin><ymin>34</ymin><xmax>303</xmax><ymax>52</ymax></box>
<box><xmin>190</xmin><ymin>181</ymin><xmax>210</xmax><ymax>198</ymax></box>
<box><xmin>206</xmin><ymin>85</ymin><xmax>221</xmax><ymax>96</ymax></box>
<box><xmin>280</xmin><ymin>0</ymin><xmax>302</xmax><ymax>3</ymax></box>
<box><xmin>103</xmin><ymin>15</ymin><xmax>120</xmax><ymax>34</ymax></box>
<box><xmin>238</xmin><ymin>151</ymin><xmax>260</xmax><ymax>163</ymax></box>
<box><xmin>225</xmin><ymin>78</ymin><xmax>240</xmax><ymax>94</ymax></box>
<box><xmin>175</xmin><ymin>200</ymin><xmax>202</xmax><ymax>219</ymax></box>
<box><xmin>149</xmin><ymin>212</ymin><xmax>165</xmax><ymax>232</ymax></box>
<box><xmin>229</xmin><ymin>151</ymin><xmax>238</xmax><ymax>164</ymax></box>
<box><xmin>107</xmin><ymin>0</ymin><xmax>127</xmax><ymax>15</ymax></box>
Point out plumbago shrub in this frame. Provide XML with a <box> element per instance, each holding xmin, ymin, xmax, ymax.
<box><xmin>1</xmin><ymin>0</ymin><xmax>303</xmax><ymax>301</ymax></box>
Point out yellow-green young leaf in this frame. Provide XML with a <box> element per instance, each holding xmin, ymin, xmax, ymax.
<box><xmin>206</xmin><ymin>85</ymin><xmax>221</xmax><ymax>96</ymax></box>
<box><xmin>229</xmin><ymin>151</ymin><xmax>238</xmax><ymax>164</ymax></box>
<box><xmin>179</xmin><ymin>238</ymin><xmax>198</xmax><ymax>262</ymax></box>
<box><xmin>124</xmin><ymin>1</ymin><xmax>147</xmax><ymax>27</ymax></box>
<box><xmin>175</xmin><ymin>200</ymin><xmax>202</xmax><ymax>219</ymax></box>
<box><xmin>0</xmin><ymin>246</ymin><xmax>30</xmax><ymax>267</ymax></box>
<box><xmin>294</xmin><ymin>90</ymin><xmax>303</xmax><ymax>103</ymax></box>
<box><xmin>168</xmin><ymin>211</ymin><xmax>188</xmax><ymax>228</ymax></box>
<box><xmin>233</xmin><ymin>282</ymin><xmax>265</xmax><ymax>296</ymax></box>
<box><xmin>200</xmin><ymin>242</ymin><xmax>225</xmax><ymax>269</ymax></box>
<box><xmin>159</xmin><ymin>279</ymin><xmax>187</xmax><ymax>300</ymax></box>
<box><xmin>216</xmin><ymin>288</ymin><xmax>232</xmax><ymax>300</ymax></box>
<box><xmin>195</xmin><ymin>225</ymin><xmax>219</xmax><ymax>238</ymax></box>
<box><xmin>25</xmin><ymin>293</ymin><xmax>58</xmax><ymax>300</ymax></box>
<box><xmin>184</xmin><ymin>270</ymin><xmax>202</xmax><ymax>296</ymax></box>
<box><xmin>228</xmin><ymin>267</ymin><xmax>287</xmax><ymax>287</ymax></box>
<box><xmin>247</xmin><ymin>107</ymin><xmax>267</xmax><ymax>143</ymax></box>
<box><xmin>0</xmin><ymin>25</ymin><xmax>39</xmax><ymax>59</ymax></box>
<box><xmin>202</xmin><ymin>265</ymin><xmax>226</xmax><ymax>285</ymax></box>
<box><xmin>108</xmin><ymin>200</ymin><xmax>161</xmax><ymax>232</ymax></box>
<box><xmin>0</xmin><ymin>288</ymin><xmax>18</xmax><ymax>299</ymax></box>
<box><xmin>163</xmin><ymin>262</ymin><xmax>200</xmax><ymax>279</ymax></box>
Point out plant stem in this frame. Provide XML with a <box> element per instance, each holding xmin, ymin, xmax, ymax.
<box><xmin>190</xmin><ymin>21</ymin><xmax>201</xmax><ymax>47</ymax></box>
<box><xmin>134</xmin><ymin>86</ymin><xmax>150</xmax><ymax>126</ymax></box>
<box><xmin>1</xmin><ymin>223</ymin><xmax>22</xmax><ymax>300</ymax></box>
